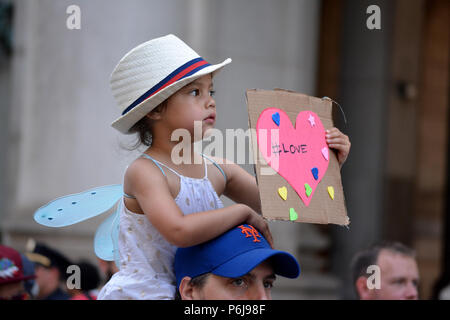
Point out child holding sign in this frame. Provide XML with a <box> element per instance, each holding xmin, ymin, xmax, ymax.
<box><xmin>98</xmin><ymin>34</ymin><xmax>350</xmax><ymax>299</ymax></box>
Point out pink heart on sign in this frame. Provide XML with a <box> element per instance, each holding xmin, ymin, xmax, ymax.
<box><xmin>256</xmin><ymin>108</ymin><xmax>329</xmax><ymax>206</ymax></box>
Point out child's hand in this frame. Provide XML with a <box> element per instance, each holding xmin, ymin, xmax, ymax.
<box><xmin>246</xmin><ymin>210</ymin><xmax>274</xmax><ymax>248</ymax></box>
<box><xmin>326</xmin><ymin>127</ymin><xmax>351</xmax><ymax>167</ymax></box>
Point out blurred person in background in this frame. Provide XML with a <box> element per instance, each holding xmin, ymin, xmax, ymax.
<box><xmin>20</xmin><ymin>253</ymin><xmax>39</xmax><ymax>299</ymax></box>
<box><xmin>25</xmin><ymin>240</ymin><xmax>72</xmax><ymax>300</ymax></box>
<box><xmin>0</xmin><ymin>245</ymin><xmax>36</xmax><ymax>300</ymax></box>
<box><xmin>351</xmin><ymin>241</ymin><xmax>419</xmax><ymax>300</ymax></box>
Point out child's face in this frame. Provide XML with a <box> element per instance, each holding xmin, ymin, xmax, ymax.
<box><xmin>161</xmin><ymin>74</ymin><xmax>216</xmax><ymax>139</ymax></box>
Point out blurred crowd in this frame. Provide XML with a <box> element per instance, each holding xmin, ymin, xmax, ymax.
<box><xmin>0</xmin><ymin>241</ymin><xmax>117</xmax><ymax>300</ymax></box>
<box><xmin>2</xmin><ymin>239</ymin><xmax>449</xmax><ymax>300</ymax></box>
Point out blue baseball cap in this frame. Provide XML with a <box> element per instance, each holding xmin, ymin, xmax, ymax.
<box><xmin>174</xmin><ymin>224</ymin><xmax>300</xmax><ymax>288</ymax></box>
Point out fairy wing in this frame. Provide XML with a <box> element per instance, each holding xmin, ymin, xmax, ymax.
<box><xmin>94</xmin><ymin>204</ymin><xmax>121</xmax><ymax>263</ymax></box>
<box><xmin>34</xmin><ymin>184</ymin><xmax>123</xmax><ymax>227</ymax></box>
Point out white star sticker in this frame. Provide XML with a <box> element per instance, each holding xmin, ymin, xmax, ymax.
<box><xmin>308</xmin><ymin>114</ymin><xmax>315</xmax><ymax>127</ymax></box>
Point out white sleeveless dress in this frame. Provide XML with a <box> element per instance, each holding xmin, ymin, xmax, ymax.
<box><xmin>97</xmin><ymin>154</ymin><xmax>225</xmax><ymax>300</ymax></box>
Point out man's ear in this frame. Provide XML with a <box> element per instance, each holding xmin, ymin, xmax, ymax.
<box><xmin>355</xmin><ymin>276</ymin><xmax>373</xmax><ymax>300</ymax></box>
<box><xmin>179</xmin><ymin>277</ymin><xmax>195</xmax><ymax>300</ymax></box>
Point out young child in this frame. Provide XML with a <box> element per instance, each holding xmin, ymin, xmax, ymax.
<box><xmin>97</xmin><ymin>34</ymin><xmax>350</xmax><ymax>300</ymax></box>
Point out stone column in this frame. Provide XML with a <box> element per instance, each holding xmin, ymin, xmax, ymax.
<box><xmin>330</xmin><ymin>0</ymin><xmax>394</xmax><ymax>299</ymax></box>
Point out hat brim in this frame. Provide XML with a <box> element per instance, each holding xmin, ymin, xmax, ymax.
<box><xmin>0</xmin><ymin>274</ymin><xmax>36</xmax><ymax>285</ymax></box>
<box><xmin>111</xmin><ymin>58</ymin><xmax>232</xmax><ymax>134</ymax></box>
<box><xmin>211</xmin><ymin>248</ymin><xmax>300</xmax><ymax>280</ymax></box>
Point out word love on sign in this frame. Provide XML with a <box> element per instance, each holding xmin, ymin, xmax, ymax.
<box><xmin>246</xmin><ymin>89</ymin><xmax>349</xmax><ymax>226</ymax></box>
<box><xmin>270</xmin><ymin>142</ymin><xmax>308</xmax><ymax>156</ymax></box>
<box><xmin>256</xmin><ymin>109</ymin><xmax>329</xmax><ymax>207</ymax></box>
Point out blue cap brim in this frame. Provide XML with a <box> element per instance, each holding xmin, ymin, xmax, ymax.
<box><xmin>211</xmin><ymin>248</ymin><xmax>300</xmax><ymax>279</ymax></box>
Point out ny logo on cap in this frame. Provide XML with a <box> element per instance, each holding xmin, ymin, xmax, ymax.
<box><xmin>238</xmin><ymin>225</ymin><xmax>261</xmax><ymax>243</ymax></box>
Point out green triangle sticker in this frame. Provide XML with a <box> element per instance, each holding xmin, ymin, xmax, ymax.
<box><xmin>305</xmin><ymin>183</ymin><xmax>312</xmax><ymax>197</ymax></box>
<box><xmin>289</xmin><ymin>208</ymin><xmax>298</xmax><ymax>221</ymax></box>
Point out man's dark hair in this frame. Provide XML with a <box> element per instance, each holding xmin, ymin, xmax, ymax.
<box><xmin>350</xmin><ymin>241</ymin><xmax>416</xmax><ymax>294</ymax></box>
<box><xmin>77</xmin><ymin>261</ymin><xmax>101</xmax><ymax>292</ymax></box>
<box><xmin>174</xmin><ymin>273</ymin><xmax>210</xmax><ymax>300</ymax></box>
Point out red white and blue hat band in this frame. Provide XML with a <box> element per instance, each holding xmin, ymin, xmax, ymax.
<box><xmin>110</xmin><ymin>34</ymin><xmax>231</xmax><ymax>134</ymax></box>
<box><xmin>121</xmin><ymin>57</ymin><xmax>211</xmax><ymax>116</ymax></box>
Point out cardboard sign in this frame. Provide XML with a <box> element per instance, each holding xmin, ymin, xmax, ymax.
<box><xmin>246</xmin><ymin>89</ymin><xmax>349</xmax><ymax>226</ymax></box>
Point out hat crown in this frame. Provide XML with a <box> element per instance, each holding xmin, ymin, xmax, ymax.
<box><xmin>109</xmin><ymin>34</ymin><xmax>231</xmax><ymax>134</ymax></box>
<box><xmin>0</xmin><ymin>245</ymin><xmax>26</xmax><ymax>284</ymax></box>
<box><xmin>205</xmin><ymin>224</ymin><xmax>269</xmax><ymax>263</ymax></box>
<box><xmin>174</xmin><ymin>225</ymin><xmax>269</xmax><ymax>283</ymax></box>
<box><xmin>174</xmin><ymin>224</ymin><xmax>300</xmax><ymax>288</ymax></box>
<box><xmin>110</xmin><ymin>34</ymin><xmax>200</xmax><ymax>116</ymax></box>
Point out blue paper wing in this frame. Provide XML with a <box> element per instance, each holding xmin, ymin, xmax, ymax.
<box><xmin>112</xmin><ymin>201</ymin><xmax>121</xmax><ymax>269</ymax></box>
<box><xmin>94</xmin><ymin>205</ymin><xmax>120</xmax><ymax>262</ymax></box>
<box><xmin>34</xmin><ymin>184</ymin><xmax>123</xmax><ymax>227</ymax></box>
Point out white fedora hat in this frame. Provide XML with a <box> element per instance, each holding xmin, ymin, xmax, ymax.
<box><xmin>110</xmin><ymin>34</ymin><xmax>232</xmax><ymax>134</ymax></box>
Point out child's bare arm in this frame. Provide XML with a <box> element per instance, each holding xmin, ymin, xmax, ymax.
<box><xmin>218</xmin><ymin>159</ymin><xmax>262</xmax><ymax>214</ymax></box>
<box><xmin>125</xmin><ymin>159</ymin><xmax>272</xmax><ymax>248</ymax></box>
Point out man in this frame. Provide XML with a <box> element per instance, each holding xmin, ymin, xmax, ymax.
<box><xmin>0</xmin><ymin>245</ymin><xmax>36</xmax><ymax>300</ymax></box>
<box><xmin>20</xmin><ymin>253</ymin><xmax>39</xmax><ymax>299</ymax></box>
<box><xmin>25</xmin><ymin>241</ymin><xmax>73</xmax><ymax>300</ymax></box>
<box><xmin>351</xmin><ymin>241</ymin><xmax>419</xmax><ymax>300</ymax></box>
<box><xmin>174</xmin><ymin>224</ymin><xmax>300</xmax><ymax>300</ymax></box>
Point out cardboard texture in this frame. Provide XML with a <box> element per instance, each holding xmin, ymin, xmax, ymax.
<box><xmin>246</xmin><ymin>89</ymin><xmax>349</xmax><ymax>226</ymax></box>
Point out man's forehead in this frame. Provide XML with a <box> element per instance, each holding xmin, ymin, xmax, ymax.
<box><xmin>377</xmin><ymin>250</ymin><xmax>419</xmax><ymax>276</ymax></box>
<box><xmin>378</xmin><ymin>249</ymin><xmax>416</xmax><ymax>262</ymax></box>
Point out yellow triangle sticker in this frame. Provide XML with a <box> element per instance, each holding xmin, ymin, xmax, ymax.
<box><xmin>277</xmin><ymin>186</ymin><xmax>288</xmax><ymax>201</ymax></box>
<box><xmin>327</xmin><ymin>186</ymin><xmax>335</xmax><ymax>200</ymax></box>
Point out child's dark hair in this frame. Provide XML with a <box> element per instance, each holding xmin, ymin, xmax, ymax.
<box><xmin>127</xmin><ymin>101</ymin><xmax>167</xmax><ymax>149</ymax></box>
